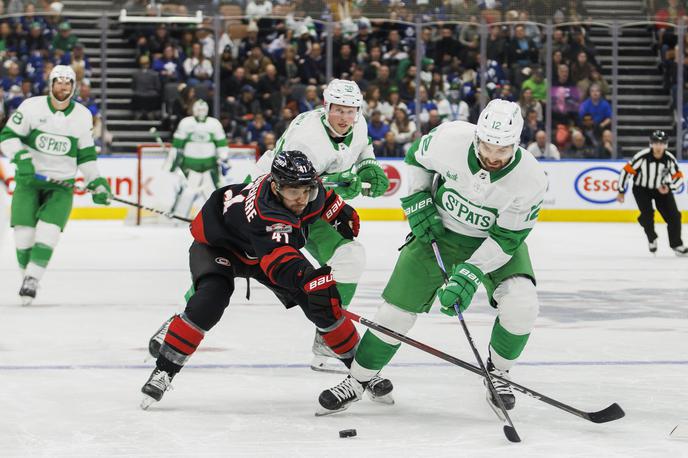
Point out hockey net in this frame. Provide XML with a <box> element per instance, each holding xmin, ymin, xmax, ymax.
<box><xmin>128</xmin><ymin>143</ymin><xmax>260</xmax><ymax>225</ymax></box>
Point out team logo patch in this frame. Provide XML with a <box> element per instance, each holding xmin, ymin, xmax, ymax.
<box><xmin>266</xmin><ymin>223</ymin><xmax>293</xmax><ymax>233</ymax></box>
<box><xmin>214</xmin><ymin>257</ymin><xmax>231</xmax><ymax>266</ymax></box>
<box><xmin>35</xmin><ymin>133</ymin><xmax>71</xmax><ymax>156</ymax></box>
<box><xmin>438</xmin><ymin>187</ymin><xmax>496</xmax><ymax>229</ymax></box>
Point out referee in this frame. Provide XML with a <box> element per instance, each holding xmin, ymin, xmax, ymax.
<box><xmin>616</xmin><ymin>130</ymin><xmax>687</xmax><ymax>255</ymax></box>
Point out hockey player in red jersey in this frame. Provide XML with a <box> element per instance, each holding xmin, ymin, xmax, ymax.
<box><xmin>140</xmin><ymin>150</ymin><xmax>392</xmax><ymax>409</ymax></box>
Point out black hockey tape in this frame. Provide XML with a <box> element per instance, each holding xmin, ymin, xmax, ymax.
<box><xmin>339</xmin><ymin>429</ymin><xmax>357</xmax><ymax>438</ymax></box>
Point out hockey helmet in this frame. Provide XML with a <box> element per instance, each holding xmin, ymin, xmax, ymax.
<box><xmin>650</xmin><ymin>130</ymin><xmax>668</xmax><ymax>144</ymax></box>
<box><xmin>49</xmin><ymin>65</ymin><xmax>76</xmax><ymax>101</ymax></box>
<box><xmin>324</xmin><ymin>79</ymin><xmax>363</xmax><ymax>113</ymax></box>
<box><xmin>192</xmin><ymin>99</ymin><xmax>209</xmax><ymax>121</ymax></box>
<box><xmin>475</xmin><ymin>99</ymin><xmax>524</xmax><ymax>149</ymax></box>
<box><xmin>271</xmin><ymin>150</ymin><xmax>319</xmax><ymax>202</ymax></box>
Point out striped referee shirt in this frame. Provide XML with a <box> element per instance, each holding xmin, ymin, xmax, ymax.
<box><xmin>618</xmin><ymin>148</ymin><xmax>684</xmax><ymax>193</ymax></box>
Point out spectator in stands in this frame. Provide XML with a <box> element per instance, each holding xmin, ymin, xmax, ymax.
<box><xmin>458</xmin><ymin>15</ymin><xmax>480</xmax><ymax>69</ymax></box>
<box><xmin>245</xmin><ymin>112</ymin><xmax>272</xmax><ymax>147</ymax></box>
<box><xmin>570</xmin><ymin>50</ymin><xmax>595</xmax><ymax>83</ymax></box>
<box><xmin>655</xmin><ymin>0</ymin><xmax>686</xmax><ymax>50</ymax></box>
<box><xmin>567</xmin><ymin>29</ymin><xmax>598</xmax><ymax>69</ymax></box>
<box><xmin>507</xmin><ymin>24</ymin><xmax>539</xmax><ymax>85</ymax></box>
<box><xmin>171</xmin><ymin>84</ymin><xmax>196</xmax><ymax>131</ymax></box>
<box><xmin>486</xmin><ymin>25</ymin><xmax>507</xmax><ymax>63</ymax></box>
<box><xmin>262</xmin><ymin>131</ymin><xmax>276</xmax><ymax>154</ymax></box>
<box><xmin>61</xmin><ymin>42</ymin><xmax>91</xmax><ymax>80</ymax></box>
<box><xmin>243</xmin><ymin>45</ymin><xmax>272</xmax><ymax>79</ymax></box>
<box><xmin>368</xmin><ymin>109</ymin><xmax>389</xmax><ymax>150</ymax></box>
<box><xmin>362</xmin><ymin>85</ymin><xmax>381</xmax><ymax>118</ymax></box>
<box><xmin>421</xmin><ymin>109</ymin><xmax>442</xmax><ymax>135</ymax></box>
<box><xmin>77</xmin><ymin>79</ymin><xmax>112</xmax><ymax>149</ymax></box>
<box><xmin>33</xmin><ymin>60</ymin><xmax>52</xmax><ymax>95</ymax></box>
<box><xmin>299</xmin><ymin>41</ymin><xmax>326</xmax><ymax>86</ymax></box>
<box><xmin>382</xmin><ymin>29</ymin><xmax>410</xmax><ymax>67</ymax></box>
<box><xmin>148</xmin><ymin>25</ymin><xmax>172</xmax><ymax>59</ymax></box>
<box><xmin>0</xmin><ymin>22</ymin><xmax>19</xmax><ymax>59</ymax></box>
<box><xmin>521</xmin><ymin>108</ymin><xmax>543</xmax><ymax>147</ymax></box>
<box><xmin>520</xmin><ymin>66</ymin><xmax>547</xmax><ymax>103</ymax></box>
<box><xmin>153</xmin><ymin>44</ymin><xmax>185</xmax><ymax>85</ymax></box>
<box><xmin>7</xmin><ymin>80</ymin><xmax>32</xmax><ymax>111</ymax></box>
<box><xmin>495</xmin><ymin>83</ymin><xmax>516</xmax><ymax>102</ymax></box>
<box><xmin>578</xmin><ymin>83</ymin><xmax>611</xmax><ymax>130</ymax></box>
<box><xmin>376</xmin><ymin>130</ymin><xmax>403</xmax><ymax>157</ymax></box>
<box><xmin>378</xmin><ymin>89</ymin><xmax>406</xmax><ymax>122</ymax></box>
<box><xmin>178</xmin><ymin>29</ymin><xmax>196</xmax><ymax>61</ymax></box>
<box><xmin>256</xmin><ymin>64</ymin><xmax>283</xmax><ymax>117</ymax></box>
<box><xmin>362</xmin><ymin>45</ymin><xmax>383</xmax><ymax>82</ymax></box>
<box><xmin>528</xmin><ymin>130</ymin><xmax>561</xmax><ymax>160</ymax></box>
<box><xmin>297</xmin><ymin>84</ymin><xmax>321</xmax><ymax>113</ymax></box>
<box><xmin>51</xmin><ymin>22</ymin><xmax>78</xmax><ymax>53</ymax></box>
<box><xmin>22</xmin><ymin>21</ymin><xmax>49</xmax><ymax>58</ymax></box>
<box><xmin>434</xmin><ymin>25</ymin><xmax>461</xmax><ymax>70</ymax></box>
<box><xmin>229</xmin><ymin>84</ymin><xmax>261</xmax><ymax>128</ymax></box>
<box><xmin>518</xmin><ymin>87</ymin><xmax>543</xmax><ymax>122</ymax></box>
<box><xmin>373</xmin><ymin>64</ymin><xmax>393</xmax><ymax>101</ymax></box>
<box><xmin>519</xmin><ymin>10</ymin><xmax>542</xmax><ymax>48</ymax></box>
<box><xmin>407</xmin><ymin>85</ymin><xmax>437</xmax><ymax>126</ymax></box>
<box><xmin>333</xmin><ymin>42</ymin><xmax>355</xmax><ymax>79</ymax></box>
<box><xmin>196</xmin><ymin>27</ymin><xmax>215</xmax><ymax>60</ymax></box>
<box><xmin>184</xmin><ymin>42</ymin><xmax>213</xmax><ymax>90</ymax></box>
<box><xmin>565</xmin><ymin>129</ymin><xmax>598</xmax><ymax>158</ymax></box>
<box><xmin>551</xmin><ymin>28</ymin><xmax>570</xmax><ymax>58</ymax></box>
<box><xmin>273</xmin><ymin>106</ymin><xmax>294</xmax><ymax>138</ymax></box>
<box><xmin>577</xmin><ymin>66</ymin><xmax>609</xmax><ymax>100</ymax></box>
<box><xmin>597</xmin><ymin>129</ymin><xmax>614</xmax><ymax>158</ymax></box>
<box><xmin>1</xmin><ymin>60</ymin><xmax>22</xmax><ymax>93</ymax></box>
<box><xmin>131</xmin><ymin>54</ymin><xmax>161</xmax><ymax>120</ymax></box>
<box><xmin>390</xmin><ymin>106</ymin><xmax>416</xmax><ymax>149</ymax></box>
<box><xmin>579</xmin><ymin>113</ymin><xmax>602</xmax><ymax>150</ymax></box>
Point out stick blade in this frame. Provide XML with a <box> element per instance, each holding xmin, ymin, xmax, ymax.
<box><xmin>503</xmin><ymin>425</ymin><xmax>521</xmax><ymax>443</ymax></box>
<box><xmin>586</xmin><ymin>403</ymin><xmax>625</xmax><ymax>423</ymax></box>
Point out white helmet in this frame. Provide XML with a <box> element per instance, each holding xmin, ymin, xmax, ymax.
<box><xmin>475</xmin><ymin>99</ymin><xmax>523</xmax><ymax>148</ymax></box>
<box><xmin>323</xmin><ymin>78</ymin><xmax>363</xmax><ymax>112</ymax></box>
<box><xmin>49</xmin><ymin>64</ymin><xmax>76</xmax><ymax>101</ymax></box>
<box><xmin>192</xmin><ymin>99</ymin><xmax>209</xmax><ymax>121</ymax></box>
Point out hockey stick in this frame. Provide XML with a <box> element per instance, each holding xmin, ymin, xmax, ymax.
<box><xmin>342</xmin><ymin>309</ymin><xmax>625</xmax><ymax>424</ymax></box>
<box><xmin>430</xmin><ymin>240</ymin><xmax>520</xmax><ymax>443</ymax></box>
<box><xmin>323</xmin><ymin>181</ymin><xmax>372</xmax><ymax>190</ymax></box>
<box><xmin>34</xmin><ymin>174</ymin><xmax>193</xmax><ymax>223</ymax></box>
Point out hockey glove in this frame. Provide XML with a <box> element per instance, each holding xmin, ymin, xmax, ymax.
<box><xmin>356</xmin><ymin>158</ymin><xmax>389</xmax><ymax>197</ymax></box>
<box><xmin>86</xmin><ymin>177</ymin><xmax>112</xmax><ymax>205</ymax></box>
<box><xmin>301</xmin><ymin>265</ymin><xmax>342</xmax><ymax>320</ymax></box>
<box><xmin>169</xmin><ymin>148</ymin><xmax>183</xmax><ymax>172</ymax></box>
<box><xmin>11</xmin><ymin>150</ymin><xmax>35</xmax><ymax>186</ymax></box>
<box><xmin>323</xmin><ymin>170</ymin><xmax>362</xmax><ymax>200</ymax></box>
<box><xmin>322</xmin><ymin>191</ymin><xmax>360</xmax><ymax>240</ymax></box>
<box><xmin>436</xmin><ymin>263</ymin><xmax>484</xmax><ymax>316</ymax></box>
<box><xmin>400</xmin><ymin>191</ymin><xmax>445</xmax><ymax>243</ymax></box>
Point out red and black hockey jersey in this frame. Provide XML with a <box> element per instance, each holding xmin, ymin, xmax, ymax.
<box><xmin>190</xmin><ymin>174</ymin><xmax>345</xmax><ymax>291</ymax></box>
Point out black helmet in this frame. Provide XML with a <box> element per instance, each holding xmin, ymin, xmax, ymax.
<box><xmin>650</xmin><ymin>130</ymin><xmax>668</xmax><ymax>144</ymax></box>
<box><xmin>271</xmin><ymin>150</ymin><xmax>318</xmax><ymax>188</ymax></box>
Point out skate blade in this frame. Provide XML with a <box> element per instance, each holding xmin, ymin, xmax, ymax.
<box><xmin>140</xmin><ymin>395</ymin><xmax>158</xmax><ymax>410</ymax></box>
<box><xmin>20</xmin><ymin>296</ymin><xmax>34</xmax><ymax>306</ymax></box>
<box><xmin>485</xmin><ymin>391</ymin><xmax>507</xmax><ymax>421</ymax></box>
<box><xmin>310</xmin><ymin>364</ymin><xmax>349</xmax><ymax>375</ymax></box>
<box><xmin>367</xmin><ymin>391</ymin><xmax>395</xmax><ymax>405</ymax></box>
<box><xmin>315</xmin><ymin>404</ymin><xmax>351</xmax><ymax>417</ymax></box>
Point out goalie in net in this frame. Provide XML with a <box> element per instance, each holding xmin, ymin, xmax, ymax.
<box><xmin>134</xmin><ymin>100</ymin><xmax>258</xmax><ymax>224</ymax></box>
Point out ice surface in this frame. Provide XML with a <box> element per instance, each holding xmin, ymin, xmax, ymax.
<box><xmin>1</xmin><ymin>221</ymin><xmax>686</xmax><ymax>457</ymax></box>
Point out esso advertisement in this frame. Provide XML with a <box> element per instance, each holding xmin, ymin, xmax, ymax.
<box><xmin>574</xmin><ymin>166</ymin><xmax>621</xmax><ymax>204</ymax></box>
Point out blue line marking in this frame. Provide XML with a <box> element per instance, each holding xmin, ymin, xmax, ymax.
<box><xmin>0</xmin><ymin>360</ymin><xmax>686</xmax><ymax>371</ymax></box>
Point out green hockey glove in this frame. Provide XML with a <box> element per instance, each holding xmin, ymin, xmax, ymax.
<box><xmin>400</xmin><ymin>191</ymin><xmax>445</xmax><ymax>243</ymax></box>
<box><xmin>323</xmin><ymin>170</ymin><xmax>362</xmax><ymax>200</ymax></box>
<box><xmin>87</xmin><ymin>177</ymin><xmax>112</xmax><ymax>205</ymax></box>
<box><xmin>11</xmin><ymin>150</ymin><xmax>35</xmax><ymax>186</ymax></box>
<box><xmin>356</xmin><ymin>158</ymin><xmax>389</xmax><ymax>197</ymax></box>
<box><xmin>436</xmin><ymin>263</ymin><xmax>484</xmax><ymax>316</ymax></box>
<box><xmin>169</xmin><ymin>149</ymin><xmax>184</xmax><ymax>172</ymax></box>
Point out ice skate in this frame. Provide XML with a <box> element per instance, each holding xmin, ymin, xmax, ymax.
<box><xmin>365</xmin><ymin>374</ymin><xmax>394</xmax><ymax>405</ymax></box>
<box><xmin>673</xmin><ymin>245</ymin><xmax>688</xmax><ymax>257</ymax></box>
<box><xmin>310</xmin><ymin>331</ymin><xmax>348</xmax><ymax>374</ymax></box>
<box><xmin>316</xmin><ymin>375</ymin><xmax>365</xmax><ymax>416</ymax></box>
<box><xmin>140</xmin><ymin>368</ymin><xmax>174</xmax><ymax>410</ymax></box>
<box><xmin>648</xmin><ymin>239</ymin><xmax>657</xmax><ymax>254</ymax></box>
<box><xmin>147</xmin><ymin>316</ymin><xmax>174</xmax><ymax>360</ymax></box>
<box><xmin>19</xmin><ymin>276</ymin><xmax>39</xmax><ymax>306</ymax></box>
<box><xmin>485</xmin><ymin>358</ymin><xmax>515</xmax><ymax>419</ymax></box>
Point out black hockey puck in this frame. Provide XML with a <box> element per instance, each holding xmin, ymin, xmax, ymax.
<box><xmin>339</xmin><ymin>429</ymin><xmax>357</xmax><ymax>438</ymax></box>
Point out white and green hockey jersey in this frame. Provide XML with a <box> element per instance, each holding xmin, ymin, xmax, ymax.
<box><xmin>254</xmin><ymin>107</ymin><xmax>374</xmax><ymax>176</ymax></box>
<box><xmin>172</xmin><ymin>116</ymin><xmax>229</xmax><ymax>171</ymax></box>
<box><xmin>0</xmin><ymin>96</ymin><xmax>98</xmax><ymax>181</ymax></box>
<box><xmin>406</xmin><ymin>120</ymin><xmax>547</xmax><ymax>274</ymax></box>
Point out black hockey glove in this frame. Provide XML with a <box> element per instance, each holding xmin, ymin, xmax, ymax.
<box><xmin>322</xmin><ymin>191</ymin><xmax>360</xmax><ymax>240</ymax></box>
<box><xmin>300</xmin><ymin>266</ymin><xmax>342</xmax><ymax>319</ymax></box>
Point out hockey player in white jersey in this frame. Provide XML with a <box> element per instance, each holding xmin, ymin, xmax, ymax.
<box><xmin>0</xmin><ymin>65</ymin><xmax>112</xmax><ymax>305</ymax></box>
<box><xmin>317</xmin><ymin>99</ymin><xmax>548</xmax><ymax>415</ymax></box>
<box><xmin>169</xmin><ymin>99</ymin><xmax>229</xmax><ymax>218</ymax></box>
<box><xmin>251</xmin><ymin>79</ymin><xmax>390</xmax><ymax>372</ymax></box>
